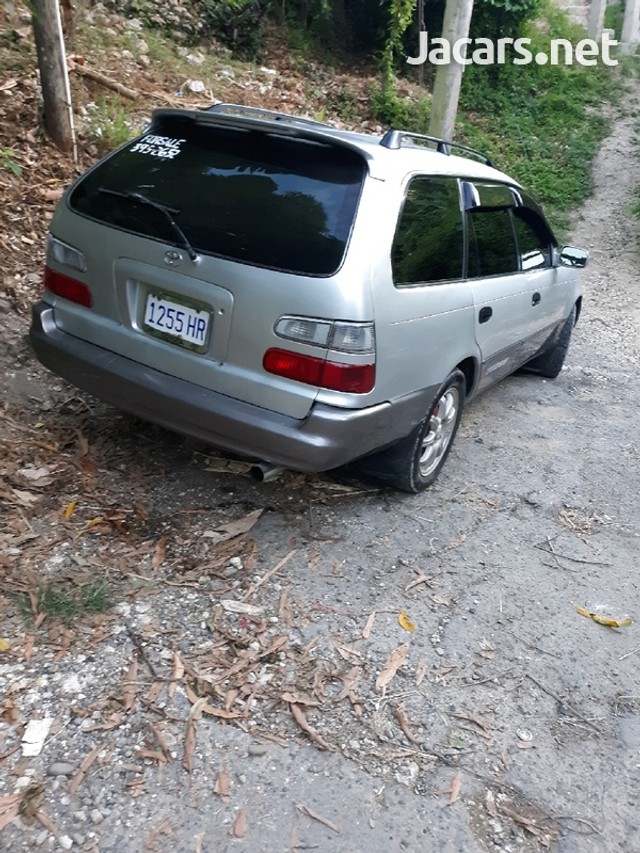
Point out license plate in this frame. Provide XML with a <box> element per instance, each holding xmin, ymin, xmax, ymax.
<box><xmin>143</xmin><ymin>293</ymin><xmax>211</xmax><ymax>350</ymax></box>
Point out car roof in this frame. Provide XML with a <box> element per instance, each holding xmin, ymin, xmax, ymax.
<box><xmin>150</xmin><ymin>104</ymin><xmax>520</xmax><ymax>187</ymax></box>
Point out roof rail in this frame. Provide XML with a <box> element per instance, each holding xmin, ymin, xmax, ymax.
<box><xmin>205</xmin><ymin>103</ymin><xmax>326</xmax><ymax>129</ymax></box>
<box><xmin>379</xmin><ymin>129</ymin><xmax>494</xmax><ymax>167</ymax></box>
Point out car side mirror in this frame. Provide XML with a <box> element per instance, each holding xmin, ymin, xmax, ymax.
<box><xmin>555</xmin><ymin>246</ymin><xmax>589</xmax><ymax>268</ymax></box>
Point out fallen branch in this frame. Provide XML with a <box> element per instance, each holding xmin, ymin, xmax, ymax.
<box><xmin>242</xmin><ymin>548</ymin><xmax>296</xmax><ymax>601</ymax></box>
<box><xmin>534</xmin><ymin>541</ymin><xmax>607</xmax><ymax>566</ymax></box>
<box><xmin>70</xmin><ymin>61</ymin><xmax>138</xmax><ymax>100</ymax></box>
<box><xmin>525</xmin><ymin>674</ymin><xmax>602</xmax><ymax>733</ymax></box>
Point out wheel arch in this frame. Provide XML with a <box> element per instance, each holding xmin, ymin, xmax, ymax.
<box><xmin>455</xmin><ymin>356</ymin><xmax>478</xmax><ymax>398</ymax></box>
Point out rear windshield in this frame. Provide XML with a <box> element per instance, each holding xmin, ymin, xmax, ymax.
<box><xmin>69</xmin><ymin>118</ymin><xmax>366</xmax><ymax>276</ymax></box>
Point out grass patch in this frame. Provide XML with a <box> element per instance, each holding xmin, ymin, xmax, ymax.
<box><xmin>20</xmin><ymin>581</ymin><xmax>111</xmax><ymax>625</ymax></box>
<box><xmin>457</xmin><ymin>4</ymin><xmax>620</xmax><ymax>238</ymax></box>
<box><xmin>84</xmin><ymin>96</ymin><xmax>140</xmax><ymax>154</ymax></box>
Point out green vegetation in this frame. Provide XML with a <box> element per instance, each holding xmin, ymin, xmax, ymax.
<box><xmin>458</xmin><ymin>4</ymin><xmax>618</xmax><ymax>236</ymax></box>
<box><xmin>85</xmin><ymin>96</ymin><xmax>138</xmax><ymax>155</ymax></box>
<box><xmin>0</xmin><ymin>148</ymin><xmax>22</xmax><ymax>177</ymax></box>
<box><xmin>20</xmin><ymin>581</ymin><xmax>111</xmax><ymax>625</ymax></box>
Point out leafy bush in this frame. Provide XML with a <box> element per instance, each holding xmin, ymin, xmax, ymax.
<box><xmin>201</xmin><ymin>0</ymin><xmax>272</xmax><ymax>55</ymax></box>
<box><xmin>459</xmin><ymin>4</ymin><xmax>617</xmax><ymax>235</ymax></box>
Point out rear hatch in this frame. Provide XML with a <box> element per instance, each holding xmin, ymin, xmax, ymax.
<box><xmin>47</xmin><ymin>110</ymin><xmax>372</xmax><ymax>418</ymax></box>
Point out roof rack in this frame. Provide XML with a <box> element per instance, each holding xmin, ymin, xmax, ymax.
<box><xmin>205</xmin><ymin>103</ymin><xmax>327</xmax><ymax>129</ymax></box>
<box><xmin>380</xmin><ymin>129</ymin><xmax>494</xmax><ymax>167</ymax></box>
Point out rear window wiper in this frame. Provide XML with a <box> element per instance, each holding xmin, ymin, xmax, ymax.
<box><xmin>98</xmin><ymin>187</ymin><xmax>198</xmax><ymax>261</ymax></box>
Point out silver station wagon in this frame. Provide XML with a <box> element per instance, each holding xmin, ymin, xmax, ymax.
<box><xmin>30</xmin><ymin>104</ymin><xmax>587</xmax><ymax>492</ymax></box>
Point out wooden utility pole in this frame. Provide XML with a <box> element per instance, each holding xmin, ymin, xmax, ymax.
<box><xmin>32</xmin><ymin>0</ymin><xmax>74</xmax><ymax>153</ymax></box>
<box><xmin>588</xmin><ymin>0</ymin><xmax>607</xmax><ymax>41</ymax></box>
<box><xmin>622</xmin><ymin>0</ymin><xmax>640</xmax><ymax>48</ymax></box>
<box><xmin>428</xmin><ymin>0</ymin><xmax>474</xmax><ymax>142</ymax></box>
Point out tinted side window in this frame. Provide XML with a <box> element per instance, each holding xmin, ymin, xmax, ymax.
<box><xmin>467</xmin><ymin>210</ymin><xmax>518</xmax><ymax>278</ymax></box>
<box><xmin>513</xmin><ymin>209</ymin><xmax>553</xmax><ymax>270</ymax></box>
<box><xmin>392</xmin><ymin>177</ymin><xmax>464</xmax><ymax>286</ymax></box>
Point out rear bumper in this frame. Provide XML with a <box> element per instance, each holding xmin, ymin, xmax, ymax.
<box><xmin>30</xmin><ymin>302</ymin><xmax>428</xmax><ymax>472</ymax></box>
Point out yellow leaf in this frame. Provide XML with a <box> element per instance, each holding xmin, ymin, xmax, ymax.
<box><xmin>0</xmin><ymin>639</ymin><xmax>10</xmax><ymax>651</ymax></box>
<box><xmin>64</xmin><ymin>500</ymin><xmax>77</xmax><ymax>519</ymax></box>
<box><xmin>576</xmin><ymin>606</ymin><xmax>632</xmax><ymax>628</ymax></box>
<box><xmin>398</xmin><ymin>611</ymin><xmax>416</xmax><ymax>632</ymax></box>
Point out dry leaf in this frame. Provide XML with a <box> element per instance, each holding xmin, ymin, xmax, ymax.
<box><xmin>152</xmin><ymin>537</ymin><xmax>167</xmax><ymax>569</ymax></box>
<box><xmin>17</xmin><ymin>465</ymin><xmax>55</xmax><ymax>486</ymax></box>
<box><xmin>485</xmin><ymin>790</ymin><xmax>497</xmax><ymax>817</ymax></box>
<box><xmin>64</xmin><ymin>500</ymin><xmax>77</xmax><ymax>519</ymax></box>
<box><xmin>11</xmin><ymin>488</ymin><xmax>39</xmax><ymax>507</ymax></box>
<box><xmin>281</xmin><ymin>691</ymin><xmax>319</xmax><ymax>707</ymax></box>
<box><xmin>149</xmin><ymin>724</ymin><xmax>172</xmax><ymax>761</ymax></box>
<box><xmin>0</xmin><ymin>794</ymin><xmax>22</xmax><ymax>831</ymax></box>
<box><xmin>575</xmin><ymin>606</ymin><xmax>632</xmax><ymax>628</ymax></box>
<box><xmin>277</xmin><ymin>585</ymin><xmax>294</xmax><ymax>627</ymax></box>
<box><xmin>395</xmin><ymin>705</ymin><xmax>421</xmax><ymax>746</ymax></box>
<box><xmin>398</xmin><ymin>611</ymin><xmax>416</xmax><ymax>632</ymax></box>
<box><xmin>202</xmin><ymin>509</ymin><xmax>263</xmax><ymax>545</ymax></box>
<box><xmin>122</xmin><ymin>657</ymin><xmax>138</xmax><ymax>711</ymax></box>
<box><xmin>230</xmin><ymin>807</ymin><xmax>247</xmax><ymax>838</ymax></box>
<box><xmin>335</xmin><ymin>666</ymin><xmax>360</xmax><ymax>702</ymax></box>
<box><xmin>296</xmin><ymin>803</ymin><xmax>340</xmax><ymax>833</ymax></box>
<box><xmin>69</xmin><ymin>741</ymin><xmax>103</xmax><ymax>795</ymax></box>
<box><xmin>362</xmin><ymin>611</ymin><xmax>375</xmax><ymax>639</ymax></box>
<box><xmin>415</xmin><ymin>658</ymin><xmax>427</xmax><ymax>686</ymax></box>
<box><xmin>375</xmin><ymin>642</ymin><xmax>409</xmax><ymax>692</ymax></box>
<box><xmin>214</xmin><ymin>770</ymin><xmax>232</xmax><ymax>800</ymax></box>
<box><xmin>182</xmin><ymin>697</ymin><xmax>207</xmax><ymax>772</ymax></box>
<box><xmin>448</xmin><ymin>770</ymin><xmax>462</xmax><ymax>805</ymax></box>
<box><xmin>41</xmin><ymin>188</ymin><xmax>64</xmax><ymax>202</ymax></box>
<box><xmin>168</xmin><ymin>652</ymin><xmax>184</xmax><ymax>700</ymax></box>
<box><xmin>219</xmin><ymin>600</ymin><xmax>263</xmax><ymax>616</ymax></box>
<box><xmin>289</xmin><ymin>703</ymin><xmax>334</xmax><ymax>751</ymax></box>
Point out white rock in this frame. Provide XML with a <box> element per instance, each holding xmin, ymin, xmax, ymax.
<box><xmin>22</xmin><ymin>717</ymin><xmax>54</xmax><ymax>757</ymax></box>
<box><xmin>61</xmin><ymin>673</ymin><xmax>81</xmax><ymax>695</ymax></box>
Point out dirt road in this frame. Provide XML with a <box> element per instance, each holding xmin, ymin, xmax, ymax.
<box><xmin>1</xmin><ymin>99</ymin><xmax>640</xmax><ymax>852</ymax></box>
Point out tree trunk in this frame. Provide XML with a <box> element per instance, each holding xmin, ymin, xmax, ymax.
<box><xmin>428</xmin><ymin>0</ymin><xmax>474</xmax><ymax>142</ymax></box>
<box><xmin>32</xmin><ymin>0</ymin><xmax>73</xmax><ymax>152</ymax></box>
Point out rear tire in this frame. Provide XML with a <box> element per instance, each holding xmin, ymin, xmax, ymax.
<box><xmin>360</xmin><ymin>369</ymin><xmax>466</xmax><ymax>493</ymax></box>
<box><xmin>523</xmin><ymin>306</ymin><xmax>576</xmax><ymax>379</ymax></box>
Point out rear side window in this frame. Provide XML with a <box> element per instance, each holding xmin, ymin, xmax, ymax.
<box><xmin>512</xmin><ymin>209</ymin><xmax>553</xmax><ymax>270</ymax></box>
<box><xmin>69</xmin><ymin>120</ymin><xmax>366</xmax><ymax>276</ymax></box>
<box><xmin>467</xmin><ymin>209</ymin><xmax>518</xmax><ymax>277</ymax></box>
<box><xmin>392</xmin><ymin>176</ymin><xmax>464</xmax><ymax>286</ymax></box>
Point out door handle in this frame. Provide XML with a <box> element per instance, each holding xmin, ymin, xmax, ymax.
<box><xmin>478</xmin><ymin>306</ymin><xmax>492</xmax><ymax>324</ymax></box>
<box><xmin>532</xmin><ymin>292</ymin><xmax>541</xmax><ymax>306</ymax></box>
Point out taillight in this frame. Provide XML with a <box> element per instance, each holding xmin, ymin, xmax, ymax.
<box><xmin>263</xmin><ymin>348</ymin><xmax>375</xmax><ymax>393</ymax></box>
<box><xmin>44</xmin><ymin>266</ymin><xmax>93</xmax><ymax>308</ymax></box>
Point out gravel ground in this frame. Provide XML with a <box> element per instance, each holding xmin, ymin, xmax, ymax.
<box><xmin>2</xmin><ymin>93</ymin><xmax>640</xmax><ymax>853</ymax></box>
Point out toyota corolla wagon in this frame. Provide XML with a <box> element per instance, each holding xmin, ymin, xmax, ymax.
<box><xmin>30</xmin><ymin>103</ymin><xmax>587</xmax><ymax>492</ymax></box>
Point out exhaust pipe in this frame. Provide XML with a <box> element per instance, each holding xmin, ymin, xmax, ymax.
<box><xmin>250</xmin><ymin>462</ymin><xmax>285</xmax><ymax>483</ymax></box>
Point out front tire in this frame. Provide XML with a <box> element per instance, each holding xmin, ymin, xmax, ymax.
<box><xmin>360</xmin><ymin>369</ymin><xmax>466</xmax><ymax>493</ymax></box>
